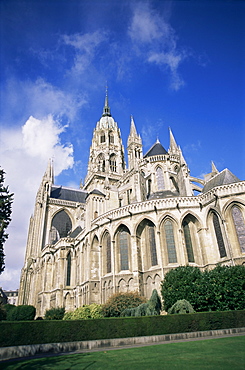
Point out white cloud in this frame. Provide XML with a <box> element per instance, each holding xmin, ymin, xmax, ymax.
<box><xmin>0</xmin><ymin>116</ymin><xmax>74</xmax><ymax>289</ymax></box>
<box><xmin>62</xmin><ymin>31</ymin><xmax>107</xmax><ymax>74</ymax></box>
<box><xmin>3</xmin><ymin>78</ymin><xmax>86</xmax><ymax>124</ymax></box>
<box><xmin>128</xmin><ymin>2</ymin><xmax>187</xmax><ymax>90</ymax></box>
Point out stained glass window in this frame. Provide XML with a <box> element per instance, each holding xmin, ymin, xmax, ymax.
<box><xmin>212</xmin><ymin>213</ymin><xmax>227</xmax><ymax>258</ymax></box>
<box><xmin>66</xmin><ymin>252</ymin><xmax>71</xmax><ymax>286</ymax></box>
<box><xmin>183</xmin><ymin>220</ymin><xmax>195</xmax><ymax>262</ymax></box>
<box><xmin>232</xmin><ymin>206</ymin><xmax>245</xmax><ymax>253</ymax></box>
<box><xmin>148</xmin><ymin>225</ymin><xmax>158</xmax><ymax>266</ymax></box>
<box><xmin>164</xmin><ymin>220</ymin><xmax>177</xmax><ymax>263</ymax></box>
<box><xmin>119</xmin><ymin>227</ymin><xmax>129</xmax><ymax>270</ymax></box>
<box><xmin>105</xmin><ymin>233</ymin><xmax>111</xmax><ymax>273</ymax></box>
<box><xmin>156</xmin><ymin>166</ymin><xmax>165</xmax><ymax>190</ymax></box>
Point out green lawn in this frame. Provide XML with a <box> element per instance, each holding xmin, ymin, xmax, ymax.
<box><xmin>1</xmin><ymin>336</ymin><xmax>244</xmax><ymax>370</ymax></box>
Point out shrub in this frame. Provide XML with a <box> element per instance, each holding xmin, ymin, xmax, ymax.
<box><xmin>63</xmin><ymin>304</ymin><xmax>103</xmax><ymax>320</ymax></box>
<box><xmin>102</xmin><ymin>292</ymin><xmax>146</xmax><ymax>317</ymax></box>
<box><xmin>168</xmin><ymin>299</ymin><xmax>195</xmax><ymax>314</ymax></box>
<box><xmin>44</xmin><ymin>307</ymin><xmax>65</xmax><ymax>320</ymax></box>
<box><xmin>7</xmin><ymin>305</ymin><xmax>36</xmax><ymax>321</ymax></box>
<box><xmin>122</xmin><ymin>289</ymin><xmax>162</xmax><ymax>317</ymax></box>
<box><xmin>161</xmin><ymin>265</ymin><xmax>245</xmax><ymax>312</ymax></box>
<box><xmin>0</xmin><ymin>305</ymin><xmax>7</xmax><ymax>321</ymax></box>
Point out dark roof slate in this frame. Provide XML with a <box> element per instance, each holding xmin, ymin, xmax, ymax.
<box><xmin>202</xmin><ymin>168</ymin><xmax>240</xmax><ymax>193</ymax></box>
<box><xmin>148</xmin><ymin>190</ymin><xmax>179</xmax><ymax>199</ymax></box>
<box><xmin>69</xmin><ymin>226</ymin><xmax>82</xmax><ymax>238</ymax></box>
<box><xmin>144</xmin><ymin>141</ymin><xmax>168</xmax><ymax>158</ymax></box>
<box><xmin>50</xmin><ymin>186</ymin><xmax>87</xmax><ymax>203</ymax></box>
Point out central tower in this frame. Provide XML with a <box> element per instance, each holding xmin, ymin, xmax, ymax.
<box><xmin>84</xmin><ymin>90</ymin><xmax>126</xmax><ymax>193</ymax></box>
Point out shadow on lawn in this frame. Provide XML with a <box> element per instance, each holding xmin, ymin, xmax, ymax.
<box><xmin>2</xmin><ymin>353</ymin><xmax>96</xmax><ymax>370</ymax></box>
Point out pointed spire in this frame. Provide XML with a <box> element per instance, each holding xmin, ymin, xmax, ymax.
<box><xmin>169</xmin><ymin>127</ymin><xmax>178</xmax><ymax>152</ymax></box>
<box><xmin>102</xmin><ymin>84</ymin><xmax>111</xmax><ymax>117</ymax></box>
<box><xmin>211</xmin><ymin>161</ymin><xmax>219</xmax><ymax>174</ymax></box>
<box><xmin>44</xmin><ymin>158</ymin><xmax>54</xmax><ymax>183</ymax></box>
<box><xmin>129</xmin><ymin>115</ymin><xmax>137</xmax><ymax>137</ymax></box>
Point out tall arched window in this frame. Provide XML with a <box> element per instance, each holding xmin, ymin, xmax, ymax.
<box><xmin>118</xmin><ymin>226</ymin><xmax>129</xmax><ymax>271</ymax></box>
<box><xmin>183</xmin><ymin>220</ymin><xmax>195</xmax><ymax>262</ymax></box>
<box><xmin>66</xmin><ymin>252</ymin><xmax>71</xmax><ymax>286</ymax></box>
<box><xmin>164</xmin><ymin>220</ymin><xmax>177</xmax><ymax>263</ymax></box>
<box><xmin>105</xmin><ymin>233</ymin><xmax>111</xmax><ymax>273</ymax></box>
<box><xmin>100</xmin><ymin>132</ymin><xmax>105</xmax><ymax>143</ymax></box>
<box><xmin>109</xmin><ymin>132</ymin><xmax>114</xmax><ymax>144</ymax></box>
<box><xmin>156</xmin><ymin>166</ymin><xmax>165</xmax><ymax>190</ymax></box>
<box><xmin>148</xmin><ymin>224</ymin><xmax>158</xmax><ymax>266</ymax></box>
<box><xmin>49</xmin><ymin>210</ymin><xmax>72</xmax><ymax>245</ymax></box>
<box><xmin>212</xmin><ymin>212</ymin><xmax>227</xmax><ymax>258</ymax></box>
<box><xmin>97</xmin><ymin>154</ymin><xmax>105</xmax><ymax>172</ymax></box>
<box><xmin>231</xmin><ymin>206</ymin><xmax>245</xmax><ymax>253</ymax></box>
<box><xmin>109</xmin><ymin>154</ymin><xmax>117</xmax><ymax>172</ymax></box>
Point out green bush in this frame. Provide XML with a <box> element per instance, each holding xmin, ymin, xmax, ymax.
<box><xmin>0</xmin><ymin>310</ymin><xmax>244</xmax><ymax>347</ymax></box>
<box><xmin>7</xmin><ymin>305</ymin><xmax>36</xmax><ymax>321</ymax></box>
<box><xmin>63</xmin><ymin>304</ymin><xmax>103</xmax><ymax>320</ymax></box>
<box><xmin>121</xmin><ymin>289</ymin><xmax>162</xmax><ymax>317</ymax></box>
<box><xmin>102</xmin><ymin>292</ymin><xmax>146</xmax><ymax>317</ymax></box>
<box><xmin>0</xmin><ymin>305</ymin><xmax>7</xmax><ymax>321</ymax></box>
<box><xmin>168</xmin><ymin>299</ymin><xmax>195</xmax><ymax>314</ymax></box>
<box><xmin>44</xmin><ymin>307</ymin><xmax>65</xmax><ymax>320</ymax></box>
<box><xmin>161</xmin><ymin>265</ymin><xmax>245</xmax><ymax>312</ymax></box>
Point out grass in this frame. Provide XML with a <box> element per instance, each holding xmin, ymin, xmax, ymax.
<box><xmin>1</xmin><ymin>336</ymin><xmax>244</xmax><ymax>370</ymax></box>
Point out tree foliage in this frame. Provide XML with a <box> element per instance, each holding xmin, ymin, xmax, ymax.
<box><xmin>168</xmin><ymin>299</ymin><xmax>195</xmax><ymax>314</ymax></box>
<box><xmin>102</xmin><ymin>292</ymin><xmax>146</xmax><ymax>317</ymax></box>
<box><xmin>161</xmin><ymin>265</ymin><xmax>245</xmax><ymax>312</ymax></box>
<box><xmin>44</xmin><ymin>307</ymin><xmax>65</xmax><ymax>320</ymax></box>
<box><xmin>63</xmin><ymin>304</ymin><xmax>103</xmax><ymax>320</ymax></box>
<box><xmin>7</xmin><ymin>305</ymin><xmax>36</xmax><ymax>321</ymax></box>
<box><xmin>0</xmin><ymin>168</ymin><xmax>14</xmax><ymax>274</ymax></box>
<box><xmin>121</xmin><ymin>289</ymin><xmax>162</xmax><ymax>317</ymax></box>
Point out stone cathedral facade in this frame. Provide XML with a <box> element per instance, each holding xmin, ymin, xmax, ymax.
<box><xmin>19</xmin><ymin>94</ymin><xmax>245</xmax><ymax>316</ymax></box>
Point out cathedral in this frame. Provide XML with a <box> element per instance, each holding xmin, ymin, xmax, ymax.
<box><xmin>19</xmin><ymin>92</ymin><xmax>245</xmax><ymax>316</ymax></box>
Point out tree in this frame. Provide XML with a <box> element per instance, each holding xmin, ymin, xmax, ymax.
<box><xmin>168</xmin><ymin>299</ymin><xmax>195</xmax><ymax>314</ymax></box>
<box><xmin>161</xmin><ymin>265</ymin><xmax>245</xmax><ymax>312</ymax></box>
<box><xmin>161</xmin><ymin>266</ymin><xmax>202</xmax><ymax>312</ymax></box>
<box><xmin>0</xmin><ymin>168</ymin><xmax>13</xmax><ymax>274</ymax></box>
<box><xmin>102</xmin><ymin>292</ymin><xmax>146</xmax><ymax>317</ymax></box>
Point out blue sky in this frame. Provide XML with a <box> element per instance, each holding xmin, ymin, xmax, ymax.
<box><xmin>0</xmin><ymin>0</ymin><xmax>244</xmax><ymax>290</ymax></box>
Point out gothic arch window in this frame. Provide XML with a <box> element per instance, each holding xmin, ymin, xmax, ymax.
<box><xmin>137</xmin><ymin>219</ymin><xmax>158</xmax><ymax>268</ymax></box>
<box><xmin>182</xmin><ymin>219</ymin><xmax>195</xmax><ymax>263</ymax></box>
<box><xmin>109</xmin><ymin>154</ymin><xmax>117</xmax><ymax>172</ymax></box>
<box><xmin>117</xmin><ymin>225</ymin><xmax>130</xmax><ymax>271</ymax></box>
<box><xmin>212</xmin><ymin>212</ymin><xmax>227</xmax><ymax>258</ymax></box>
<box><xmin>109</xmin><ymin>131</ymin><xmax>114</xmax><ymax>144</ymax></box>
<box><xmin>231</xmin><ymin>205</ymin><xmax>245</xmax><ymax>253</ymax></box>
<box><xmin>163</xmin><ymin>219</ymin><xmax>177</xmax><ymax>263</ymax></box>
<box><xmin>100</xmin><ymin>132</ymin><xmax>105</xmax><ymax>143</ymax></box>
<box><xmin>102</xmin><ymin>231</ymin><xmax>111</xmax><ymax>274</ymax></box>
<box><xmin>49</xmin><ymin>210</ymin><xmax>72</xmax><ymax>245</ymax></box>
<box><xmin>156</xmin><ymin>166</ymin><xmax>165</xmax><ymax>190</ymax></box>
<box><xmin>97</xmin><ymin>154</ymin><xmax>105</xmax><ymax>172</ymax></box>
<box><xmin>66</xmin><ymin>252</ymin><xmax>71</xmax><ymax>286</ymax></box>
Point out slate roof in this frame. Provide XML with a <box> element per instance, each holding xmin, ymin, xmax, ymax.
<box><xmin>69</xmin><ymin>226</ymin><xmax>83</xmax><ymax>238</ymax></box>
<box><xmin>148</xmin><ymin>190</ymin><xmax>179</xmax><ymax>199</ymax></box>
<box><xmin>50</xmin><ymin>186</ymin><xmax>87</xmax><ymax>203</ymax></box>
<box><xmin>88</xmin><ymin>189</ymin><xmax>106</xmax><ymax>196</ymax></box>
<box><xmin>202</xmin><ymin>168</ymin><xmax>240</xmax><ymax>193</ymax></box>
<box><xmin>144</xmin><ymin>141</ymin><xmax>168</xmax><ymax>158</ymax></box>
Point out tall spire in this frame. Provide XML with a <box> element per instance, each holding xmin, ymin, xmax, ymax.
<box><xmin>169</xmin><ymin>127</ymin><xmax>178</xmax><ymax>153</ymax></box>
<box><xmin>129</xmin><ymin>115</ymin><xmax>137</xmax><ymax>137</ymax></box>
<box><xmin>102</xmin><ymin>84</ymin><xmax>111</xmax><ymax>117</ymax></box>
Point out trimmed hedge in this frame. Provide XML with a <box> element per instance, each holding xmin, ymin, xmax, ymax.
<box><xmin>0</xmin><ymin>310</ymin><xmax>244</xmax><ymax>347</ymax></box>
